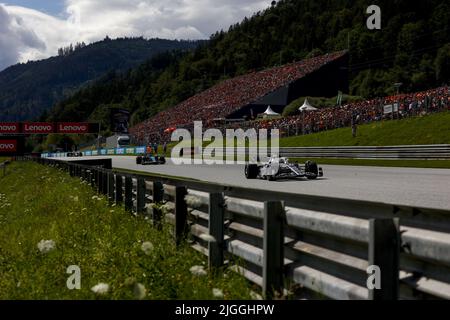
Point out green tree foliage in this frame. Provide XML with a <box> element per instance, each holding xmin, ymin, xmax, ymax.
<box><xmin>0</xmin><ymin>37</ymin><xmax>202</xmax><ymax>121</ymax></box>
<box><xmin>47</xmin><ymin>0</ymin><xmax>449</xmax><ymax>135</ymax></box>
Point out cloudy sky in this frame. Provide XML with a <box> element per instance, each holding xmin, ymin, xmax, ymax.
<box><xmin>0</xmin><ymin>0</ymin><xmax>269</xmax><ymax>71</ymax></box>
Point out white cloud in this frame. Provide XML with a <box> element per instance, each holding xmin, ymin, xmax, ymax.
<box><xmin>0</xmin><ymin>0</ymin><xmax>269</xmax><ymax>71</ymax></box>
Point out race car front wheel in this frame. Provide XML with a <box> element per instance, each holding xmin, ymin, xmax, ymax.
<box><xmin>305</xmin><ymin>161</ymin><xmax>319</xmax><ymax>179</ymax></box>
<box><xmin>245</xmin><ymin>164</ymin><xmax>258</xmax><ymax>179</ymax></box>
<box><xmin>136</xmin><ymin>156</ymin><xmax>142</xmax><ymax>165</ymax></box>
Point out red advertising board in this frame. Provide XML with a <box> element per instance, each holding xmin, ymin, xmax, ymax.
<box><xmin>22</xmin><ymin>122</ymin><xmax>54</xmax><ymax>134</ymax></box>
<box><xmin>0</xmin><ymin>140</ymin><xmax>17</xmax><ymax>153</ymax></box>
<box><xmin>56</xmin><ymin>122</ymin><xmax>89</xmax><ymax>134</ymax></box>
<box><xmin>0</xmin><ymin>122</ymin><xmax>20</xmax><ymax>134</ymax></box>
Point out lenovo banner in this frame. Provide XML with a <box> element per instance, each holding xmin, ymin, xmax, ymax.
<box><xmin>0</xmin><ymin>123</ymin><xmax>20</xmax><ymax>134</ymax></box>
<box><xmin>0</xmin><ymin>140</ymin><xmax>17</xmax><ymax>153</ymax></box>
<box><xmin>57</xmin><ymin>122</ymin><xmax>89</xmax><ymax>134</ymax></box>
<box><xmin>0</xmin><ymin>122</ymin><xmax>99</xmax><ymax>134</ymax></box>
<box><xmin>22</xmin><ymin>122</ymin><xmax>54</xmax><ymax>134</ymax></box>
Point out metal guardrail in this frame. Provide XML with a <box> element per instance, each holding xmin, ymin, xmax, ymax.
<box><xmin>224</xmin><ymin>145</ymin><xmax>450</xmax><ymax>160</ymax></box>
<box><xmin>41</xmin><ymin>144</ymin><xmax>450</xmax><ymax>160</ymax></box>
<box><xmin>279</xmin><ymin>145</ymin><xmax>450</xmax><ymax>160</ymax></box>
<box><xmin>28</xmin><ymin>157</ymin><xmax>450</xmax><ymax>300</ymax></box>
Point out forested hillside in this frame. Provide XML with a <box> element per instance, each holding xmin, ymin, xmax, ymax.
<box><xmin>0</xmin><ymin>37</ymin><xmax>201</xmax><ymax>121</ymax></box>
<box><xmin>48</xmin><ymin>0</ymin><xmax>449</xmax><ymax>132</ymax></box>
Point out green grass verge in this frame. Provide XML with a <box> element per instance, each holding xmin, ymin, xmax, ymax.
<box><xmin>0</xmin><ymin>161</ymin><xmax>255</xmax><ymax>300</ymax></box>
<box><xmin>291</xmin><ymin>158</ymin><xmax>450</xmax><ymax>169</ymax></box>
<box><xmin>281</xmin><ymin>111</ymin><xmax>450</xmax><ymax>147</ymax></box>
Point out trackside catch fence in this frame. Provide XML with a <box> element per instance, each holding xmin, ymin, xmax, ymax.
<box><xmin>23</xmin><ymin>157</ymin><xmax>450</xmax><ymax>300</ymax></box>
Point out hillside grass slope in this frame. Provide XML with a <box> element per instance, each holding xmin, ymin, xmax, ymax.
<box><xmin>281</xmin><ymin>111</ymin><xmax>450</xmax><ymax>147</ymax></box>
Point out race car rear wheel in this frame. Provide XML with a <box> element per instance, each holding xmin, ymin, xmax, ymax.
<box><xmin>305</xmin><ymin>161</ymin><xmax>319</xmax><ymax>179</ymax></box>
<box><xmin>245</xmin><ymin>164</ymin><xmax>258</xmax><ymax>179</ymax></box>
<box><xmin>136</xmin><ymin>156</ymin><xmax>142</xmax><ymax>165</ymax></box>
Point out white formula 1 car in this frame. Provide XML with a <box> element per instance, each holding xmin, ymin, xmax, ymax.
<box><xmin>244</xmin><ymin>157</ymin><xmax>323</xmax><ymax>181</ymax></box>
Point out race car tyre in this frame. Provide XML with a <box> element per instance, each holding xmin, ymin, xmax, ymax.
<box><xmin>266</xmin><ymin>175</ymin><xmax>275</xmax><ymax>181</ymax></box>
<box><xmin>136</xmin><ymin>156</ymin><xmax>142</xmax><ymax>165</ymax></box>
<box><xmin>245</xmin><ymin>164</ymin><xmax>258</xmax><ymax>179</ymax></box>
<box><xmin>305</xmin><ymin>161</ymin><xmax>319</xmax><ymax>179</ymax></box>
<box><xmin>159</xmin><ymin>156</ymin><xmax>166</xmax><ymax>164</ymax></box>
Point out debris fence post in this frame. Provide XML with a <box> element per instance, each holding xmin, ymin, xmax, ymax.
<box><xmin>263</xmin><ymin>200</ymin><xmax>285</xmax><ymax>299</ymax></box>
<box><xmin>368</xmin><ymin>218</ymin><xmax>400</xmax><ymax>300</ymax></box>
<box><xmin>174</xmin><ymin>186</ymin><xmax>188</xmax><ymax>245</ymax></box>
<box><xmin>208</xmin><ymin>192</ymin><xmax>225</xmax><ymax>269</ymax></box>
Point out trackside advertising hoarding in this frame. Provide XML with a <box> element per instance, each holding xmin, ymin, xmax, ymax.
<box><xmin>41</xmin><ymin>146</ymin><xmax>147</xmax><ymax>158</ymax></box>
<box><xmin>0</xmin><ymin>136</ymin><xmax>24</xmax><ymax>155</ymax></box>
<box><xmin>56</xmin><ymin>123</ymin><xmax>89</xmax><ymax>134</ymax></box>
<box><xmin>22</xmin><ymin>122</ymin><xmax>54</xmax><ymax>134</ymax></box>
<box><xmin>0</xmin><ymin>123</ymin><xmax>20</xmax><ymax>134</ymax></box>
<box><xmin>0</xmin><ymin>122</ymin><xmax>100</xmax><ymax>134</ymax></box>
<box><xmin>0</xmin><ymin>140</ymin><xmax>17</xmax><ymax>153</ymax></box>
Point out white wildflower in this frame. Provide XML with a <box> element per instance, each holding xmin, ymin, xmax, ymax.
<box><xmin>189</xmin><ymin>265</ymin><xmax>207</xmax><ymax>277</ymax></box>
<box><xmin>212</xmin><ymin>288</ymin><xmax>224</xmax><ymax>298</ymax></box>
<box><xmin>110</xmin><ymin>210</ymin><xmax>115</xmax><ymax>213</ymax></box>
<box><xmin>133</xmin><ymin>283</ymin><xmax>147</xmax><ymax>300</ymax></box>
<box><xmin>184</xmin><ymin>195</ymin><xmax>202</xmax><ymax>208</ymax></box>
<box><xmin>250</xmin><ymin>291</ymin><xmax>263</xmax><ymax>300</ymax></box>
<box><xmin>73</xmin><ymin>196</ymin><xmax>79</xmax><ymax>202</ymax></box>
<box><xmin>37</xmin><ymin>240</ymin><xmax>56</xmax><ymax>253</ymax></box>
<box><xmin>199</xmin><ymin>233</ymin><xmax>216</xmax><ymax>243</ymax></box>
<box><xmin>91</xmin><ymin>283</ymin><xmax>110</xmax><ymax>295</ymax></box>
<box><xmin>141</xmin><ymin>242</ymin><xmax>154</xmax><ymax>255</ymax></box>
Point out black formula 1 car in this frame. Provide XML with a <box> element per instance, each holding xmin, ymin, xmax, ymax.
<box><xmin>245</xmin><ymin>157</ymin><xmax>323</xmax><ymax>181</ymax></box>
<box><xmin>67</xmin><ymin>151</ymin><xmax>83</xmax><ymax>157</ymax></box>
<box><xmin>136</xmin><ymin>154</ymin><xmax>166</xmax><ymax>165</ymax></box>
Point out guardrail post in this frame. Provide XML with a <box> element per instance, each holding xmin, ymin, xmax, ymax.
<box><xmin>107</xmin><ymin>173</ymin><xmax>115</xmax><ymax>205</ymax></box>
<box><xmin>152</xmin><ymin>181</ymin><xmax>164</xmax><ymax>229</ymax></box>
<box><xmin>115</xmin><ymin>174</ymin><xmax>123</xmax><ymax>204</ymax></box>
<box><xmin>368</xmin><ymin>218</ymin><xmax>400</xmax><ymax>300</ymax></box>
<box><xmin>90</xmin><ymin>170</ymin><xmax>95</xmax><ymax>188</ymax></box>
<box><xmin>102</xmin><ymin>171</ymin><xmax>108</xmax><ymax>195</ymax></box>
<box><xmin>208</xmin><ymin>193</ymin><xmax>225</xmax><ymax>269</ymax></box>
<box><xmin>96</xmin><ymin>170</ymin><xmax>102</xmax><ymax>193</ymax></box>
<box><xmin>263</xmin><ymin>200</ymin><xmax>285</xmax><ymax>299</ymax></box>
<box><xmin>136</xmin><ymin>177</ymin><xmax>146</xmax><ymax>214</ymax></box>
<box><xmin>174</xmin><ymin>186</ymin><xmax>188</xmax><ymax>245</ymax></box>
<box><xmin>124</xmin><ymin>176</ymin><xmax>133</xmax><ymax>212</ymax></box>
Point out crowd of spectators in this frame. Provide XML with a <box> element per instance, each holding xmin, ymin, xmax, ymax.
<box><xmin>130</xmin><ymin>51</ymin><xmax>347</xmax><ymax>144</ymax></box>
<box><xmin>227</xmin><ymin>86</ymin><xmax>449</xmax><ymax>137</ymax></box>
<box><xmin>130</xmin><ymin>51</ymin><xmax>448</xmax><ymax>145</ymax></box>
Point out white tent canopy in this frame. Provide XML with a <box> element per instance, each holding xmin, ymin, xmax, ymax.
<box><xmin>299</xmin><ymin>98</ymin><xmax>318</xmax><ymax>111</ymax></box>
<box><xmin>263</xmin><ymin>105</ymin><xmax>280</xmax><ymax>115</ymax></box>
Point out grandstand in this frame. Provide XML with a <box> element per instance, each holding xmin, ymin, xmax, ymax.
<box><xmin>130</xmin><ymin>51</ymin><xmax>349</xmax><ymax>144</ymax></box>
<box><xmin>227</xmin><ymin>86</ymin><xmax>450</xmax><ymax>137</ymax></box>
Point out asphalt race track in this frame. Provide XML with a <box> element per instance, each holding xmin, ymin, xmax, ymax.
<box><xmin>61</xmin><ymin>156</ymin><xmax>450</xmax><ymax>210</ymax></box>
